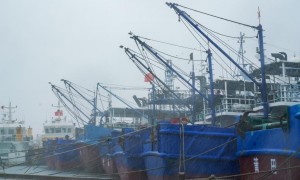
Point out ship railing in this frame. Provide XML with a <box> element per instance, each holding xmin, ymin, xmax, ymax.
<box><xmin>198</xmin><ymin>97</ymin><xmax>255</xmax><ymax>120</ymax></box>
<box><xmin>0</xmin><ymin>134</ymin><xmax>31</xmax><ymax>142</ymax></box>
<box><xmin>254</xmin><ymin>84</ymin><xmax>300</xmax><ymax>105</ymax></box>
<box><xmin>148</xmin><ymin>89</ymin><xmax>191</xmax><ymax>104</ymax></box>
<box><xmin>0</xmin><ymin>135</ymin><xmax>17</xmax><ymax>141</ymax></box>
<box><xmin>221</xmin><ymin>97</ymin><xmax>255</xmax><ymax>112</ymax></box>
<box><xmin>106</xmin><ymin>122</ymin><xmax>143</xmax><ymax>129</ymax></box>
<box><xmin>272</xmin><ymin>84</ymin><xmax>300</xmax><ymax>103</ymax></box>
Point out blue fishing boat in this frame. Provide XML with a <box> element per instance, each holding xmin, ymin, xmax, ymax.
<box><xmin>120</xmin><ymin>2</ymin><xmax>277</xmax><ymax>179</ymax></box>
<box><xmin>143</xmin><ymin>123</ymin><xmax>239</xmax><ymax>179</ymax></box>
<box><xmin>78</xmin><ymin>124</ymin><xmax>112</xmax><ymax>172</ymax></box>
<box><xmin>237</xmin><ymin>56</ymin><xmax>300</xmax><ymax>179</ymax></box>
<box><xmin>101</xmin><ymin>130</ymin><xmax>121</xmax><ymax>176</ymax></box>
<box><xmin>50</xmin><ymin>80</ymin><xmax>113</xmax><ymax>172</ymax></box>
<box><xmin>42</xmin><ymin>102</ymin><xmax>78</xmax><ymax>170</ymax></box>
<box><xmin>113</xmin><ymin>127</ymin><xmax>150</xmax><ymax>180</ymax></box>
<box><xmin>54</xmin><ymin>138</ymin><xmax>81</xmax><ymax>170</ymax></box>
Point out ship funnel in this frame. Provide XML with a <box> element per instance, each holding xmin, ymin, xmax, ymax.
<box><xmin>133</xmin><ymin>95</ymin><xmax>142</xmax><ymax>107</ymax></box>
<box><xmin>271</xmin><ymin>52</ymin><xmax>287</xmax><ymax>61</ymax></box>
<box><xmin>279</xmin><ymin>52</ymin><xmax>287</xmax><ymax>60</ymax></box>
<box><xmin>27</xmin><ymin>126</ymin><xmax>33</xmax><ymax>138</ymax></box>
<box><xmin>16</xmin><ymin>126</ymin><xmax>23</xmax><ymax>141</ymax></box>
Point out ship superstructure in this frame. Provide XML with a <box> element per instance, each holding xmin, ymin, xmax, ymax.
<box><xmin>0</xmin><ymin>102</ymin><xmax>33</xmax><ymax>166</ymax></box>
<box><xmin>42</xmin><ymin>102</ymin><xmax>75</xmax><ymax>141</ymax></box>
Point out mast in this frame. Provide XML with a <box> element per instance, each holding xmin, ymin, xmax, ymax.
<box><xmin>52</xmin><ymin>101</ymin><xmax>63</xmax><ymax>120</ymax></box>
<box><xmin>207</xmin><ymin>49</ymin><xmax>216</xmax><ymax>124</ymax></box>
<box><xmin>190</xmin><ymin>53</ymin><xmax>196</xmax><ymax>124</ymax></box>
<box><xmin>165</xmin><ymin>60</ymin><xmax>174</xmax><ymax>91</ymax></box>
<box><xmin>257</xmin><ymin>24</ymin><xmax>268</xmax><ymax>118</ymax></box>
<box><xmin>237</xmin><ymin>33</ymin><xmax>248</xmax><ymax>102</ymax></box>
<box><xmin>1</xmin><ymin>102</ymin><xmax>17</xmax><ymax>123</ymax></box>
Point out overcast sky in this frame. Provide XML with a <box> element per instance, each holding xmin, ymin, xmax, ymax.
<box><xmin>0</xmin><ymin>0</ymin><xmax>299</xmax><ymax>135</ymax></box>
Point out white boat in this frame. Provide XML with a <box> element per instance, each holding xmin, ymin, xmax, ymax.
<box><xmin>41</xmin><ymin>102</ymin><xmax>76</xmax><ymax>141</ymax></box>
<box><xmin>0</xmin><ymin>102</ymin><xmax>33</xmax><ymax>166</ymax></box>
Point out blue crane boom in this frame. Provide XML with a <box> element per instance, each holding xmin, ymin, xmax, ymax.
<box><xmin>62</xmin><ymin>79</ymin><xmax>105</xmax><ymax>125</ymax></box>
<box><xmin>97</xmin><ymin>83</ymin><xmax>148</xmax><ymax>121</ymax></box>
<box><xmin>166</xmin><ymin>3</ymin><xmax>269</xmax><ymax>119</ymax></box>
<box><xmin>131</xmin><ymin>35</ymin><xmax>208</xmax><ymax>102</ymax></box>
<box><xmin>122</xmin><ymin>46</ymin><xmax>192</xmax><ymax>112</ymax></box>
<box><xmin>50</xmin><ymin>83</ymin><xmax>90</xmax><ymax>124</ymax></box>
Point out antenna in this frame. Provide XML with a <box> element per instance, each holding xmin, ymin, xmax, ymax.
<box><xmin>258</xmin><ymin>7</ymin><xmax>261</xmax><ymax>24</ymax></box>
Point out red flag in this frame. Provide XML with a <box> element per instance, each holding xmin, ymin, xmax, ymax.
<box><xmin>55</xmin><ymin>110</ymin><xmax>63</xmax><ymax>116</ymax></box>
<box><xmin>144</xmin><ymin>73</ymin><xmax>154</xmax><ymax>82</ymax></box>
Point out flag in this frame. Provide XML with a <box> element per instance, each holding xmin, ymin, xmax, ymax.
<box><xmin>55</xmin><ymin>110</ymin><xmax>63</xmax><ymax>116</ymax></box>
<box><xmin>144</xmin><ymin>73</ymin><xmax>154</xmax><ymax>82</ymax></box>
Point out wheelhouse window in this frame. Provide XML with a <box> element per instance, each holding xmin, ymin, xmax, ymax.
<box><xmin>8</xmin><ymin>129</ymin><xmax>14</xmax><ymax>134</ymax></box>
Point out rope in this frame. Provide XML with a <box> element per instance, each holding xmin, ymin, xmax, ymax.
<box><xmin>176</xmin><ymin>4</ymin><xmax>256</xmax><ymax>29</ymax></box>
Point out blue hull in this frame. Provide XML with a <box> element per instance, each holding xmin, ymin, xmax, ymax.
<box><xmin>113</xmin><ymin>127</ymin><xmax>151</xmax><ymax>180</ymax></box>
<box><xmin>237</xmin><ymin>104</ymin><xmax>300</xmax><ymax>180</ymax></box>
<box><xmin>77</xmin><ymin>124</ymin><xmax>112</xmax><ymax>172</ymax></box>
<box><xmin>114</xmin><ymin>152</ymin><xmax>146</xmax><ymax>180</ymax></box>
<box><xmin>101</xmin><ymin>130</ymin><xmax>121</xmax><ymax>175</ymax></box>
<box><xmin>144</xmin><ymin>123</ymin><xmax>239</xmax><ymax>179</ymax></box>
<box><xmin>54</xmin><ymin>139</ymin><xmax>81</xmax><ymax>170</ymax></box>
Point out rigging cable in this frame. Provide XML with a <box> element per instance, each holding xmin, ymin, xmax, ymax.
<box><xmin>176</xmin><ymin>3</ymin><xmax>256</xmax><ymax>29</ymax></box>
<box><xmin>138</xmin><ymin>35</ymin><xmax>204</xmax><ymax>52</ymax></box>
<box><xmin>181</xmin><ymin>19</ymin><xmax>241</xmax><ymax>81</ymax></box>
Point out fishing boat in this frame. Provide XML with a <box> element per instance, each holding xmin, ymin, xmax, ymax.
<box><xmin>77</xmin><ymin>123</ymin><xmax>112</xmax><ymax>172</ymax></box>
<box><xmin>237</xmin><ymin>55</ymin><xmax>300</xmax><ymax>179</ymax></box>
<box><xmin>120</xmin><ymin>2</ymin><xmax>280</xmax><ymax>179</ymax></box>
<box><xmin>42</xmin><ymin>102</ymin><xmax>79</xmax><ymax>170</ymax></box>
<box><xmin>125</xmin><ymin>30</ymin><xmax>241</xmax><ymax>179</ymax></box>
<box><xmin>112</xmin><ymin>127</ymin><xmax>150</xmax><ymax>180</ymax></box>
<box><xmin>101</xmin><ymin>130</ymin><xmax>121</xmax><ymax>176</ymax></box>
<box><xmin>42</xmin><ymin>102</ymin><xmax>76</xmax><ymax>141</ymax></box>
<box><xmin>0</xmin><ymin>102</ymin><xmax>33</xmax><ymax>166</ymax></box>
<box><xmin>49</xmin><ymin>81</ymin><xmax>113</xmax><ymax>172</ymax></box>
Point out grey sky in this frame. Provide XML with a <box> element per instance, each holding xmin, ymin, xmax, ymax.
<box><xmin>0</xmin><ymin>0</ymin><xmax>299</xmax><ymax>135</ymax></box>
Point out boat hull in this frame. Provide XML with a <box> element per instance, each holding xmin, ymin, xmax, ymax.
<box><xmin>143</xmin><ymin>123</ymin><xmax>239</xmax><ymax>179</ymax></box>
<box><xmin>79</xmin><ymin>143</ymin><xmax>102</xmax><ymax>172</ymax></box>
<box><xmin>54</xmin><ymin>140</ymin><xmax>81</xmax><ymax>170</ymax></box>
<box><xmin>239</xmin><ymin>155</ymin><xmax>300</xmax><ymax>180</ymax></box>
<box><xmin>102</xmin><ymin>155</ymin><xmax>117</xmax><ymax>175</ymax></box>
<box><xmin>237</xmin><ymin>105</ymin><xmax>300</xmax><ymax>180</ymax></box>
<box><xmin>46</xmin><ymin>156</ymin><xmax>56</xmax><ymax>169</ymax></box>
<box><xmin>114</xmin><ymin>152</ymin><xmax>147</xmax><ymax>180</ymax></box>
<box><xmin>143</xmin><ymin>151</ymin><xmax>177</xmax><ymax>180</ymax></box>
